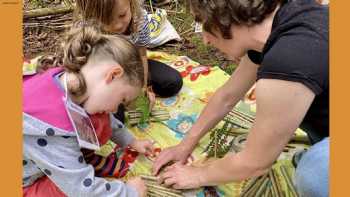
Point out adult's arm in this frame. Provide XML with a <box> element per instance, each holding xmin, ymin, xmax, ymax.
<box><xmin>181</xmin><ymin>55</ymin><xmax>258</xmax><ymax>150</ymax></box>
<box><xmin>160</xmin><ymin>79</ymin><xmax>315</xmax><ymax>189</ymax></box>
<box><xmin>153</xmin><ymin>55</ymin><xmax>258</xmax><ymax>174</ymax></box>
<box><xmin>200</xmin><ymin>79</ymin><xmax>315</xmax><ymax>185</ymax></box>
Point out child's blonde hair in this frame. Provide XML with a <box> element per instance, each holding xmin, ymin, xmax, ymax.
<box><xmin>74</xmin><ymin>0</ymin><xmax>143</xmax><ymax>34</ymax></box>
<box><xmin>38</xmin><ymin>24</ymin><xmax>144</xmax><ymax>97</ymax></box>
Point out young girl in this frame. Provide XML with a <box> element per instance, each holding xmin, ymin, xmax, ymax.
<box><xmin>23</xmin><ymin>25</ymin><xmax>154</xmax><ymax>196</ymax></box>
<box><xmin>74</xmin><ymin>0</ymin><xmax>183</xmax><ymax>101</ymax></box>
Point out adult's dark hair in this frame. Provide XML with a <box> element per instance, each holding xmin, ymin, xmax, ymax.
<box><xmin>189</xmin><ymin>0</ymin><xmax>283</xmax><ymax>39</ymax></box>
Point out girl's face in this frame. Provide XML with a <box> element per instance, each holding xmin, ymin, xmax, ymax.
<box><xmin>201</xmin><ymin>25</ymin><xmax>251</xmax><ymax>63</ymax></box>
<box><xmin>78</xmin><ymin>61</ymin><xmax>142</xmax><ymax>115</ymax></box>
<box><xmin>104</xmin><ymin>0</ymin><xmax>132</xmax><ymax>34</ymax></box>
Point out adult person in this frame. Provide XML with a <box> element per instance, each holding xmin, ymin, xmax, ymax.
<box><xmin>153</xmin><ymin>0</ymin><xmax>329</xmax><ymax>196</ymax></box>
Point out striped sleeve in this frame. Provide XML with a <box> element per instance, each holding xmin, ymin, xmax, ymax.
<box><xmin>131</xmin><ymin>9</ymin><xmax>151</xmax><ymax>47</ymax></box>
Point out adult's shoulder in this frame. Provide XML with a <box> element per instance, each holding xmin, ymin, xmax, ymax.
<box><xmin>258</xmin><ymin>28</ymin><xmax>329</xmax><ymax>95</ymax></box>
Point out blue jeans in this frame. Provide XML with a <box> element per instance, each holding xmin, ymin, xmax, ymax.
<box><xmin>295</xmin><ymin>137</ymin><xmax>329</xmax><ymax>197</ymax></box>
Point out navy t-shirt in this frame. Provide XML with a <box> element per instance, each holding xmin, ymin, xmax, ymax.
<box><xmin>248</xmin><ymin>0</ymin><xmax>329</xmax><ymax>144</ymax></box>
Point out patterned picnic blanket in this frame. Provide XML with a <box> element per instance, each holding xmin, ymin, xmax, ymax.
<box><xmin>23</xmin><ymin>51</ymin><xmax>308</xmax><ymax>196</ymax></box>
<box><xmin>122</xmin><ymin>51</ymin><xmax>308</xmax><ymax>196</ymax></box>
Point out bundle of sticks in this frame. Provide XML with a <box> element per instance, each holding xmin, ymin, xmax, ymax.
<box><xmin>224</xmin><ymin>108</ymin><xmax>255</xmax><ymax>130</ymax></box>
<box><xmin>127</xmin><ymin>108</ymin><xmax>170</xmax><ymax>126</ymax></box>
<box><xmin>140</xmin><ymin>174</ymin><xmax>185</xmax><ymax>197</ymax></box>
<box><xmin>240</xmin><ymin>167</ymin><xmax>298</xmax><ymax>197</ymax></box>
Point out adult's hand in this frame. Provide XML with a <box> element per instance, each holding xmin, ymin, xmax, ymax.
<box><xmin>159</xmin><ymin>163</ymin><xmax>204</xmax><ymax>189</ymax></box>
<box><xmin>152</xmin><ymin>143</ymin><xmax>193</xmax><ymax>175</ymax></box>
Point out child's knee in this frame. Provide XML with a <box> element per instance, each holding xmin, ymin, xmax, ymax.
<box><xmin>153</xmin><ymin>72</ymin><xmax>183</xmax><ymax>97</ymax></box>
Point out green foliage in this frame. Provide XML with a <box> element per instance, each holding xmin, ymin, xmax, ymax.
<box><xmin>134</xmin><ymin>94</ymin><xmax>151</xmax><ymax>125</ymax></box>
<box><xmin>205</xmin><ymin>121</ymin><xmax>236</xmax><ymax>158</ymax></box>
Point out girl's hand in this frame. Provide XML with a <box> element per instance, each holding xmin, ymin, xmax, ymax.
<box><xmin>130</xmin><ymin>139</ymin><xmax>155</xmax><ymax>155</ymax></box>
<box><xmin>126</xmin><ymin>177</ymin><xmax>147</xmax><ymax>197</ymax></box>
<box><xmin>159</xmin><ymin>163</ymin><xmax>204</xmax><ymax>189</ymax></box>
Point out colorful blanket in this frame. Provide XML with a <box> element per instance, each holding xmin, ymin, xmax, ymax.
<box><xmin>23</xmin><ymin>51</ymin><xmax>308</xmax><ymax>196</ymax></box>
<box><xmin>123</xmin><ymin>51</ymin><xmax>307</xmax><ymax>196</ymax></box>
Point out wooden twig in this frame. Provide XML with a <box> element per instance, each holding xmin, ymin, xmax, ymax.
<box><xmin>24</xmin><ymin>6</ymin><xmax>74</xmax><ymax>19</ymax></box>
<box><xmin>163</xmin><ymin>9</ymin><xmax>184</xmax><ymax>14</ymax></box>
<box><xmin>180</xmin><ymin>28</ymin><xmax>193</xmax><ymax>36</ymax></box>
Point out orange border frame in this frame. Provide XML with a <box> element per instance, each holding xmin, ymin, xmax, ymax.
<box><xmin>0</xmin><ymin>0</ymin><xmax>22</xmax><ymax>195</ymax></box>
<box><xmin>0</xmin><ymin>1</ymin><xmax>347</xmax><ymax>196</ymax></box>
<box><xmin>330</xmin><ymin>1</ymin><xmax>349</xmax><ymax>196</ymax></box>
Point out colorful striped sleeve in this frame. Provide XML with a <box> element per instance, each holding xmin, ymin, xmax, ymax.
<box><xmin>131</xmin><ymin>9</ymin><xmax>152</xmax><ymax>47</ymax></box>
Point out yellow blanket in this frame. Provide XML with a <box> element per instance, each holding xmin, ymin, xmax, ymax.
<box><xmin>124</xmin><ymin>51</ymin><xmax>305</xmax><ymax>196</ymax></box>
<box><xmin>23</xmin><ymin>52</ymin><xmax>306</xmax><ymax>196</ymax></box>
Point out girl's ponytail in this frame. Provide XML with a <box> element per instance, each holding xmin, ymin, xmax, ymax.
<box><xmin>62</xmin><ymin>24</ymin><xmax>102</xmax><ymax>97</ymax></box>
<box><xmin>37</xmin><ymin>21</ymin><xmax>144</xmax><ymax>98</ymax></box>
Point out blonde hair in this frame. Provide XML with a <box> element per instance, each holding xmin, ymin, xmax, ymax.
<box><xmin>74</xmin><ymin>0</ymin><xmax>143</xmax><ymax>34</ymax></box>
<box><xmin>38</xmin><ymin>24</ymin><xmax>144</xmax><ymax>97</ymax></box>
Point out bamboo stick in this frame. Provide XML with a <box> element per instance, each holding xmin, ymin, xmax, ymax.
<box><xmin>148</xmin><ymin>190</ymin><xmax>166</xmax><ymax>197</ymax></box>
<box><xmin>245</xmin><ymin>174</ymin><xmax>268</xmax><ymax>197</ymax></box>
<box><xmin>255</xmin><ymin>178</ymin><xmax>270</xmax><ymax>197</ymax></box>
<box><xmin>141</xmin><ymin>175</ymin><xmax>159</xmax><ymax>182</ymax></box>
<box><xmin>268</xmin><ymin>171</ymin><xmax>279</xmax><ymax>197</ymax></box>
<box><xmin>266</xmin><ymin>185</ymin><xmax>273</xmax><ymax>197</ymax></box>
<box><xmin>228</xmin><ymin>111</ymin><xmax>254</xmax><ymax>124</ymax></box>
<box><xmin>240</xmin><ymin>176</ymin><xmax>261</xmax><ymax>196</ymax></box>
<box><xmin>148</xmin><ymin>187</ymin><xmax>184</xmax><ymax>197</ymax></box>
<box><xmin>232</xmin><ymin>109</ymin><xmax>255</xmax><ymax>122</ymax></box>
<box><xmin>228</xmin><ymin>111</ymin><xmax>253</xmax><ymax>123</ymax></box>
<box><xmin>145</xmin><ymin>183</ymin><xmax>182</xmax><ymax>194</ymax></box>
<box><xmin>269</xmin><ymin>169</ymin><xmax>283</xmax><ymax>197</ymax></box>
<box><xmin>280</xmin><ymin>166</ymin><xmax>299</xmax><ymax>197</ymax></box>
<box><xmin>223</xmin><ymin>118</ymin><xmax>250</xmax><ymax>130</ymax></box>
<box><xmin>141</xmin><ymin>175</ymin><xmax>184</xmax><ymax>197</ymax></box>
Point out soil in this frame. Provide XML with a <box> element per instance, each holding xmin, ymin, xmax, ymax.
<box><xmin>23</xmin><ymin>0</ymin><xmax>237</xmax><ymax>74</ymax></box>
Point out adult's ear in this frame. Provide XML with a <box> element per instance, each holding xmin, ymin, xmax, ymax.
<box><xmin>105</xmin><ymin>64</ymin><xmax>124</xmax><ymax>84</ymax></box>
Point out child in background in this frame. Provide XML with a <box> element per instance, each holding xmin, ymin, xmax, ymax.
<box><xmin>74</xmin><ymin>0</ymin><xmax>184</xmax><ymax>117</ymax></box>
<box><xmin>23</xmin><ymin>24</ymin><xmax>154</xmax><ymax>196</ymax></box>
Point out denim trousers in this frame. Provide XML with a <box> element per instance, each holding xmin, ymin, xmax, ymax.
<box><xmin>295</xmin><ymin>137</ymin><xmax>329</xmax><ymax>197</ymax></box>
